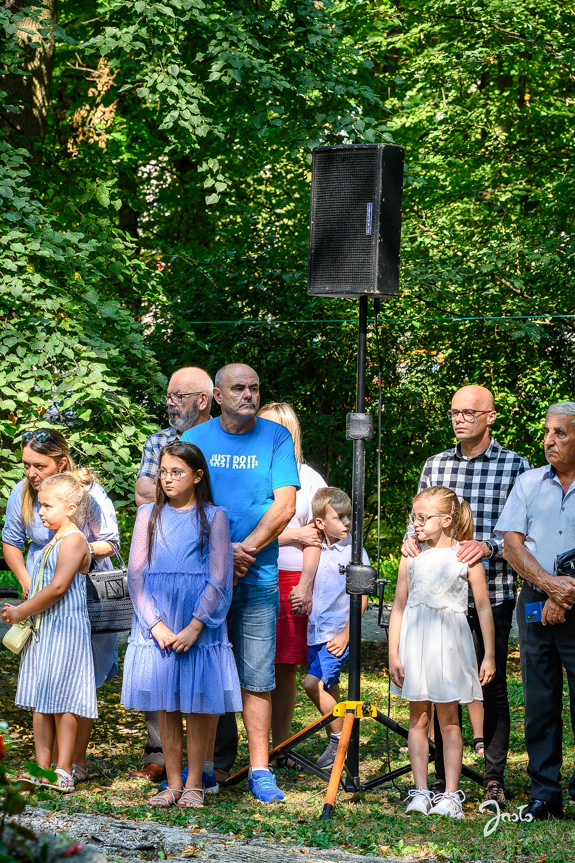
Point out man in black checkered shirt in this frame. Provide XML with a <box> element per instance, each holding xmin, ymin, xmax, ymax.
<box><xmin>402</xmin><ymin>385</ymin><xmax>531</xmax><ymax>810</ymax></box>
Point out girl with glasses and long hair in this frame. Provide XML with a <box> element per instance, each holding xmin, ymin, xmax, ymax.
<box><xmin>388</xmin><ymin>486</ymin><xmax>495</xmax><ymax>819</ymax></box>
<box><xmin>2</xmin><ymin>428</ymin><xmax>120</xmax><ymax>782</ymax></box>
<box><xmin>121</xmin><ymin>441</ymin><xmax>241</xmax><ymax>809</ymax></box>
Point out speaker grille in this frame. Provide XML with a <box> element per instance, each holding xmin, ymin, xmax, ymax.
<box><xmin>309</xmin><ymin>148</ymin><xmax>380</xmax><ymax>294</ymax></box>
<box><xmin>307</xmin><ymin>144</ymin><xmax>404</xmax><ymax>298</ymax></box>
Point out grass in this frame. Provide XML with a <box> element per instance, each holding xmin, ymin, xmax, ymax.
<box><xmin>2</xmin><ymin>639</ymin><xmax>575</xmax><ymax>862</ymax></box>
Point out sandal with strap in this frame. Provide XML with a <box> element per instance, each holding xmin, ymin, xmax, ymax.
<box><xmin>54</xmin><ymin>768</ymin><xmax>76</xmax><ymax>794</ymax></box>
<box><xmin>177</xmin><ymin>787</ymin><xmax>204</xmax><ymax>808</ymax></box>
<box><xmin>16</xmin><ymin>771</ymin><xmax>39</xmax><ymax>790</ymax></box>
<box><xmin>473</xmin><ymin>737</ymin><xmax>485</xmax><ymax>756</ymax></box>
<box><xmin>72</xmin><ymin>764</ymin><xmax>89</xmax><ymax>783</ymax></box>
<box><xmin>149</xmin><ymin>787</ymin><xmax>183</xmax><ymax>808</ymax></box>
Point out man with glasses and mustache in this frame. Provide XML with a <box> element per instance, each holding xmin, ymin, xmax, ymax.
<box><xmin>402</xmin><ymin>385</ymin><xmax>530</xmax><ymax>811</ymax></box>
<box><xmin>131</xmin><ymin>366</ymin><xmax>213</xmax><ymax>781</ymax></box>
<box><xmin>135</xmin><ymin>366</ymin><xmax>213</xmax><ymax>506</ymax></box>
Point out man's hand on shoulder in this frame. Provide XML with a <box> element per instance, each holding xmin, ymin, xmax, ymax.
<box><xmin>232</xmin><ymin>542</ymin><xmax>256</xmax><ymax>580</ymax></box>
<box><xmin>298</xmin><ymin>523</ymin><xmax>322</xmax><ymax>547</ymax></box>
<box><xmin>457</xmin><ymin>540</ymin><xmax>492</xmax><ymax>565</ymax></box>
<box><xmin>401</xmin><ymin>535</ymin><xmax>421</xmax><ymax>558</ymax></box>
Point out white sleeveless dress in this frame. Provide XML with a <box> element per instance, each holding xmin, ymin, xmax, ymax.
<box><xmin>390</xmin><ymin>543</ymin><xmax>482</xmax><ymax>704</ymax></box>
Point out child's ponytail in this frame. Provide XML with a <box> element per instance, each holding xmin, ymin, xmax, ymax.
<box><xmin>455</xmin><ymin>499</ymin><xmax>474</xmax><ymax>542</ymax></box>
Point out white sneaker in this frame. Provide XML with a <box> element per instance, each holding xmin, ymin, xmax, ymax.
<box><xmin>429</xmin><ymin>789</ymin><xmax>465</xmax><ymax>818</ymax></box>
<box><xmin>405</xmin><ymin>787</ymin><xmax>434</xmax><ymax>815</ymax></box>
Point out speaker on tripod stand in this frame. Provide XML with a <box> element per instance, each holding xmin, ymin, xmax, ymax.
<box><xmin>224</xmin><ymin>144</ymin><xmax>484</xmax><ymax>815</ymax></box>
<box><xmin>310</xmin><ymin>143</ymin><xmax>406</xmax><ymax>811</ymax></box>
<box><xmin>307</xmin><ymin>144</ymin><xmax>483</xmax><ymax>817</ymax></box>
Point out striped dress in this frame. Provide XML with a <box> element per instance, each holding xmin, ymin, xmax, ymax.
<box><xmin>15</xmin><ymin>534</ymin><xmax>97</xmax><ymax>718</ymax></box>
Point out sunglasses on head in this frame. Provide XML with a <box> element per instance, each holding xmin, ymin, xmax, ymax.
<box><xmin>22</xmin><ymin>430</ymin><xmax>62</xmax><ymax>449</ymax></box>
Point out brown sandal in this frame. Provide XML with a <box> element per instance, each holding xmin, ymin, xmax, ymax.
<box><xmin>177</xmin><ymin>787</ymin><xmax>204</xmax><ymax>808</ymax></box>
<box><xmin>473</xmin><ymin>737</ymin><xmax>485</xmax><ymax>756</ymax></box>
<box><xmin>149</xmin><ymin>787</ymin><xmax>182</xmax><ymax>808</ymax></box>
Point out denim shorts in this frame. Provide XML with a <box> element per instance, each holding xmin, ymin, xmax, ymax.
<box><xmin>229</xmin><ymin>581</ymin><xmax>280</xmax><ymax>692</ymax></box>
<box><xmin>307</xmin><ymin>642</ymin><xmax>349</xmax><ymax>690</ymax></box>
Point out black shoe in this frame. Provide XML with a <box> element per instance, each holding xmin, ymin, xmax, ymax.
<box><xmin>430</xmin><ymin>779</ymin><xmax>446</xmax><ymax>795</ymax></box>
<box><xmin>524</xmin><ymin>798</ymin><xmax>564</xmax><ymax>820</ymax></box>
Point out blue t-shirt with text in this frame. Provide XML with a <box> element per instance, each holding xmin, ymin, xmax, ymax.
<box><xmin>182</xmin><ymin>417</ymin><xmax>300</xmax><ymax>585</ymax></box>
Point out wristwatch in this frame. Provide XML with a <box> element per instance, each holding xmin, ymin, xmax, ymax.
<box><xmin>484</xmin><ymin>540</ymin><xmax>495</xmax><ymax>558</ymax></box>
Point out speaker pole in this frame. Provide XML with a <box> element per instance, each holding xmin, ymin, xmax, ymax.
<box><xmin>345</xmin><ymin>294</ymin><xmax>369</xmax><ymax>788</ymax></box>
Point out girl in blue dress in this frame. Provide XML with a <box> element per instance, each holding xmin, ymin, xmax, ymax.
<box><xmin>2</xmin><ymin>428</ymin><xmax>120</xmax><ymax>782</ymax></box>
<box><xmin>121</xmin><ymin>441</ymin><xmax>241</xmax><ymax>808</ymax></box>
<box><xmin>2</xmin><ymin>473</ymin><xmax>96</xmax><ymax>793</ymax></box>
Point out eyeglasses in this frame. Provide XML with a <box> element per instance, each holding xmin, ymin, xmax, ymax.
<box><xmin>409</xmin><ymin>512</ymin><xmax>448</xmax><ymax>527</ymax></box>
<box><xmin>447</xmin><ymin>409</ymin><xmax>491</xmax><ymax>422</ymax></box>
<box><xmin>163</xmin><ymin>391</ymin><xmax>203</xmax><ymax>405</ymax></box>
<box><xmin>159</xmin><ymin>468</ymin><xmax>193</xmax><ymax>481</ymax></box>
<box><xmin>22</xmin><ymin>430</ymin><xmax>62</xmax><ymax>449</ymax></box>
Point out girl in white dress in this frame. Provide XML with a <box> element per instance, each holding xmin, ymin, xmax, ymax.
<box><xmin>389</xmin><ymin>486</ymin><xmax>495</xmax><ymax>819</ymax></box>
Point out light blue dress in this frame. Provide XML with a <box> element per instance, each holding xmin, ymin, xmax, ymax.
<box><xmin>2</xmin><ymin>479</ymin><xmax>120</xmax><ymax>687</ymax></box>
<box><xmin>121</xmin><ymin>503</ymin><xmax>242</xmax><ymax>714</ymax></box>
<box><xmin>16</xmin><ymin>533</ymin><xmax>97</xmax><ymax>718</ymax></box>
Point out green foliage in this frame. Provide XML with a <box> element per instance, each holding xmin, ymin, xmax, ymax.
<box><xmin>0</xmin><ymin>3</ymin><xmax>166</xmax><ymax>511</ymax></box>
<box><xmin>0</xmin><ymin>573</ymin><xmax>18</xmax><ymax>591</ymax></box>
<box><xmin>1</xmin><ymin>0</ymin><xmax>574</xmax><ymax>557</ymax></box>
<box><xmin>0</xmin><ymin>722</ymin><xmax>27</xmax><ymax>863</ymax></box>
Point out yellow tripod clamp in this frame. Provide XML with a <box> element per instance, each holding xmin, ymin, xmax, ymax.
<box><xmin>332</xmin><ymin>700</ymin><xmax>378</xmax><ymax>718</ymax></box>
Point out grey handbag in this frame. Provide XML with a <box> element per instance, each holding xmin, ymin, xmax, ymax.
<box><xmin>86</xmin><ymin>548</ymin><xmax>133</xmax><ymax>633</ymax></box>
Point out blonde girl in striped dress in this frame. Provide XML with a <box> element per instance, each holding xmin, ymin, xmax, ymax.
<box><xmin>1</xmin><ymin>473</ymin><xmax>96</xmax><ymax>793</ymax></box>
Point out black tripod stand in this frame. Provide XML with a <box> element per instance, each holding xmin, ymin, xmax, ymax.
<box><xmin>225</xmin><ymin>297</ymin><xmax>484</xmax><ymax>816</ymax></box>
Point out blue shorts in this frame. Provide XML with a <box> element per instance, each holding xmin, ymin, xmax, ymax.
<box><xmin>307</xmin><ymin>642</ymin><xmax>349</xmax><ymax>690</ymax></box>
<box><xmin>229</xmin><ymin>580</ymin><xmax>279</xmax><ymax>692</ymax></box>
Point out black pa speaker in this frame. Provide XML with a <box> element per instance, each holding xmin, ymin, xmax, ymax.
<box><xmin>307</xmin><ymin>143</ymin><xmax>404</xmax><ymax>298</ymax></box>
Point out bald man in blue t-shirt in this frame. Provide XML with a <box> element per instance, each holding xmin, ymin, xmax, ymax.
<box><xmin>182</xmin><ymin>363</ymin><xmax>299</xmax><ymax>803</ymax></box>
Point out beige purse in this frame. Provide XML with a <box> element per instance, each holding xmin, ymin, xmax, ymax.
<box><xmin>2</xmin><ymin>538</ymin><xmax>57</xmax><ymax>655</ymax></box>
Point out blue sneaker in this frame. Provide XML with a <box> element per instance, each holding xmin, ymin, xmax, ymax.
<box><xmin>202</xmin><ymin>771</ymin><xmax>220</xmax><ymax>795</ymax></box>
<box><xmin>160</xmin><ymin>765</ymin><xmax>188</xmax><ymax>791</ymax></box>
<box><xmin>248</xmin><ymin>770</ymin><xmax>285</xmax><ymax>803</ymax></box>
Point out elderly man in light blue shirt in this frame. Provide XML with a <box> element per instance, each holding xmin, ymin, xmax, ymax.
<box><xmin>495</xmin><ymin>401</ymin><xmax>575</xmax><ymax>821</ymax></box>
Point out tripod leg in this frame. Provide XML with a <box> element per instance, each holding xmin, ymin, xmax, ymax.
<box><xmin>224</xmin><ymin>711</ymin><xmax>335</xmax><ymax>788</ymax></box>
<box><xmin>319</xmin><ymin>711</ymin><xmax>355</xmax><ymax>820</ymax></box>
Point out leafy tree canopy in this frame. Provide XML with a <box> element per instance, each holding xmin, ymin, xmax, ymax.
<box><xmin>1</xmin><ymin>0</ymin><xmax>574</xmax><ymax>553</ymax></box>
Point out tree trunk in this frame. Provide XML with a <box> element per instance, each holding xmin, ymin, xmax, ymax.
<box><xmin>2</xmin><ymin>0</ymin><xmax>58</xmax><ymax>141</ymax></box>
